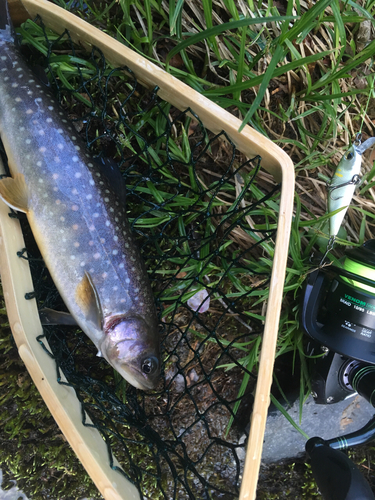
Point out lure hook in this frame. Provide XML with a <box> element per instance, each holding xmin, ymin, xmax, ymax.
<box><xmin>327</xmin><ymin>174</ymin><xmax>361</xmax><ymax>201</ymax></box>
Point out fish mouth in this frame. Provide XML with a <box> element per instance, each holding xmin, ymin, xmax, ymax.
<box><xmin>117</xmin><ymin>365</ymin><xmax>158</xmax><ymax>391</ymax></box>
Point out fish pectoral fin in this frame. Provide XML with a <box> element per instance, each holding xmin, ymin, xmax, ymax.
<box><xmin>75</xmin><ymin>271</ymin><xmax>103</xmax><ymax>330</ymax></box>
<box><xmin>0</xmin><ymin>173</ymin><xmax>29</xmax><ymax>213</ymax></box>
<box><xmin>39</xmin><ymin>308</ymin><xmax>78</xmax><ymax>326</ymax></box>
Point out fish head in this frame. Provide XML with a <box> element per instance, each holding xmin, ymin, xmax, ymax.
<box><xmin>100</xmin><ymin>315</ymin><xmax>160</xmax><ymax>390</ymax></box>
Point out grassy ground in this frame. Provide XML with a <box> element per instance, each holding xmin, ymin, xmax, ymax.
<box><xmin>1</xmin><ymin>0</ymin><xmax>375</xmax><ymax>498</ymax></box>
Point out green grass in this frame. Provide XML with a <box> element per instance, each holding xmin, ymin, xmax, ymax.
<box><xmin>2</xmin><ymin>0</ymin><xmax>375</xmax><ymax>498</ymax></box>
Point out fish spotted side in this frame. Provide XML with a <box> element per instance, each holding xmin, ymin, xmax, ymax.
<box><xmin>0</xmin><ymin>3</ymin><xmax>160</xmax><ymax>390</ymax></box>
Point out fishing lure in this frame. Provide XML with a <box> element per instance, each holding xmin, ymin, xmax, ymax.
<box><xmin>323</xmin><ymin>135</ymin><xmax>375</xmax><ymax>260</ymax></box>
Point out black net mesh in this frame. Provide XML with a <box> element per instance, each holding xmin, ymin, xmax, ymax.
<box><xmin>6</xmin><ymin>14</ymin><xmax>281</xmax><ymax>500</ymax></box>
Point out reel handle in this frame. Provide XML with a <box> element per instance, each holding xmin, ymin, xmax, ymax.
<box><xmin>306</xmin><ymin>437</ymin><xmax>375</xmax><ymax>500</ymax></box>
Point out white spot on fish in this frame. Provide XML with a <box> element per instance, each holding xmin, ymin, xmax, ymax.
<box><xmin>60</xmin><ymin>216</ymin><xmax>65</xmax><ymax>222</ymax></box>
<box><xmin>0</xmin><ymin>56</ymin><xmax>6</xmax><ymax>61</ymax></box>
<box><xmin>105</xmin><ymin>220</ymin><xmax>110</xmax><ymax>227</ymax></box>
<box><xmin>75</xmin><ymin>172</ymin><xmax>81</xmax><ymax>178</ymax></box>
<box><xmin>72</xmin><ymin>188</ymin><xmax>78</xmax><ymax>195</ymax></box>
<box><xmin>15</xmin><ymin>97</ymin><xmax>22</xmax><ymax>102</ymax></box>
<box><xmin>72</xmin><ymin>205</ymin><xmax>79</xmax><ymax>211</ymax></box>
<box><xmin>72</xmin><ymin>156</ymin><xmax>78</xmax><ymax>162</ymax></box>
<box><xmin>71</xmin><ymin>136</ymin><xmax>77</xmax><ymax>140</ymax></box>
<box><xmin>73</xmin><ymin>224</ymin><xmax>79</xmax><ymax>230</ymax></box>
<box><xmin>112</xmin><ymin>250</ymin><xmax>118</xmax><ymax>255</ymax></box>
<box><xmin>113</xmin><ymin>286</ymin><xmax>118</xmax><ymax>291</ymax></box>
<box><xmin>46</xmin><ymin>118</ymin><xmax>52</xmax><ymax>123</ymax></box>
<box><xmin>57</xmin><ymin>128</ymin><xmax>63</xmax><ymax>134</ymax></box>
<box><xmin>104</xmin><ymin>197</ymin><xmax>109</xmax><ymax>202</ymax></box>
<box><xmin>80</xmin><ymin>261</ymin><xmax>85</xmax><ymax>267</ymax></box>
<box><xmin>57</xmin><ymin>144</ymin><xmax>63</xmax><ymax>150</ymax></box>
<box><xmin>125</xmin><ymin>278</ymin><xmax>130</xmax><ymax>284</ymax></box>
<box><xmin>55</xmin><ymin>199</ymin><xmax>61</xmax><ymax>205</ymax></box>
<box><xmin>89</xmin><ymin>241</ymin><xmax>94</xmax><ymax>246</ymax></box>
<box><xmin>25</xmin><ymin>139</ymin><xmax>31</xmax><ymax>144</ymax></box>
<box><xmin>86</xmin><ymin>194</ymin><xmax>92</xmax><ymax>200</ymax></box>
<box><xmin>74</xmin><ymin>242</ymin><xmax>80</xmax><ymax>248</ymax></box>
<box><xmin>119</xmin><ymin>263</ymin><xmax>124</xmax><ymax>269</ymax></box>
<box><xmin>52</xmin><ymin>173</ymin><xmax>59</xmax><ymax>180</ymax></box>
<box><xmin>54</xmin><ymin>157</ymin><xmax>60</xmax><ymax>163</ymax></box>
<box><xmin>120</xmin><ymin>299</ymin><xmax>126</xmax><ymax>303</ymax></box>
<box><xmin>26</xmin><ymin>109</ymin><xmax>33</xmax><ymax>115</ymax></box>
<box><xmin>28</xmin><ymin>79</ymin><xmax>35</xmax><ymax>83</ymax></box>
<box><xmin>113</xmin><ymin>236</ymin><xmax>118</xmax><ymax>242</ymax></box>
<box><xmin>39</xmin><ymin>147</ymin><xmax>46</xmax><ymax>153</ymax></box>
<box><xmin>38</xmin><ymin>130</ymin><xmax>45</xmax><ymax>136</ymax></box>
<box><xmin>37</xmin><ymin>161</ymin><xmax>42</xmax><ymax>167</ymax></box>
<box><xmin>93</xmin><ymin>213</ymin><xmax>99</xmax><ymax>218</ymax></box>
<box><xmin>75</xmin><ymin>146</ymin><xmax>80</xmax><ymax>151</ymax></box>
<box><xmin>100</xmin><ymin>238</ymin><xmax>105</xmax><ymax>244</ymax></box>
<box><xmin>102</xmin><ymin>272</ymin><xmax>108</xmax><ymax>279</ymax></box>
<box><xmin>11</xmin><ymin>83</ymin><xmax>18</xmax><ymax>88</ymax></box>
<box><xmin>70</xmin><ymin>255</ymin><xmax>76</xmax><ymax>260</ymax></box>
<box><xmin>88</xmin><ymin>163</ymin><xmax>93</xmax><ymax>168</ymax></box>
<box><xmin>89</xmin><ymin>180</ymin><xmax>94</xmax><ymax>186</ymax></box>
<box><xmin>89</xmin><ymin>225</ymin><xmax>95</xmax><ymax>231</ymax></box>
<box><xmin>93</xmin><ymin>253</ymin><xmax>100</xmax><ymax>260</ymax></box>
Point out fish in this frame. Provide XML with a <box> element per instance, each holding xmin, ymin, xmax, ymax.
<box><xmin>327</xmin><ymin>137</ymin><xmax>375</xmax><ymax>240</ymax></box>
<box><xmin>0</xmin><ymin>1</ymin><xmax>161</xmax><ymax>390</ymax></box>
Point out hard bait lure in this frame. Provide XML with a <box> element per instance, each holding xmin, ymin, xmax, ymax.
<box><xmin>0</xmin><ymin>0</ymin><xmax>160</xmax><ymax>390</ymax></box>
<box><xmin>324</xmin><ymin>135</ymin><xmax>375</xmax><ymax>259</ymax></box>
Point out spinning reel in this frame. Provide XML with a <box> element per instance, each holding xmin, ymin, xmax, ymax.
<box><xmin>301</xmin><ymin>240</ymin><xmax>375</xmax><ymax>500</ymax></box>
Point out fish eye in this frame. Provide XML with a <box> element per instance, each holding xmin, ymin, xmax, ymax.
<box><xmin>346</xmin><ymin>152</ymin><xmax>354</xmax><ymax>160</ymax></box>
<box><xmin>141</xmin><ymin>356</ymin><xmax>159</xmax><ymax>375</ymax></box>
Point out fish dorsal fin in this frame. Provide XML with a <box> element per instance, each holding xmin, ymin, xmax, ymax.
<box><xmin>0</xmin><ymin>173</ymin><xmax>28</xmax><ymax>213</ymax></box>
<box><xmin>97</xmin><ymin>156</ymin><xmax>127</xmax><ymax>203</ymax></box>
<box><xmin>75</xmin><ymin>271</ymin><xmax>103</xmax><ymax>330</ymax></box>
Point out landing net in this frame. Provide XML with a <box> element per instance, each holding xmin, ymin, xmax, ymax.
<box><xmin>7</xmin><ymin>14</ymin><xmax>281</xmax><ymax>499</ymax></box>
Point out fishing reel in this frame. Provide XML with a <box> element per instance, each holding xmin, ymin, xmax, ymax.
<box><xmin>300</xmin><ymin>240</ymin><xmax>375</xmax><ymax>499</ymax></box>
<box><xmin>302</xmin><ymin>239</ymin><xmax>375</xmax><ymax>362</ymax></box>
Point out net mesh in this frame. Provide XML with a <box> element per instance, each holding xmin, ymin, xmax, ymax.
<box><xmin>7</xmin><ymin>14</ymin><xmax>281</xmax><ymax>499</ymax></box>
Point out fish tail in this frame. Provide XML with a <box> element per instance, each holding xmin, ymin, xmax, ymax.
<box><xmin>0</xmin><ymin>0</ymin><xmax>14</xmax><ymax>43</ymax></box>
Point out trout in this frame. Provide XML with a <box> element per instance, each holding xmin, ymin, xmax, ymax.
<box><xmin>0</xmin><ymin>2</ymin><xmax>160</xmax><ymax>390</ymax></box>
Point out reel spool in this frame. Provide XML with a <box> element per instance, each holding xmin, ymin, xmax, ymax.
<box><xmin>301</xmin><ymin>240</ymin><xmax>375</xmax><ymax>364</ymax></box>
